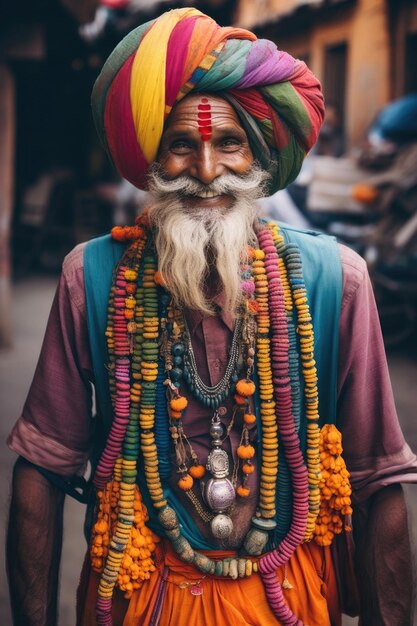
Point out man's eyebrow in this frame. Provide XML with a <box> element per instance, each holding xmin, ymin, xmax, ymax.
<box><xmin>162</xmin><ymin>129</ymin><xmax>196</xmax><ymax>141</ymax></box>
<box><xmin>213</xmin><ymin>126</ymin><xmax>247</xmax><ymax>138</ymax></box>
<box><xmin>162</xmin><ymin>126</ymin><xmax>247</xmax><ymax>140</ymax></box>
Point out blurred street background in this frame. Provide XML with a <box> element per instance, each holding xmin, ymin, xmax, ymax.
<box><xmin>1</xmin><ymin>0</ymin><xmax>417</xmax><ymax>624</ymax></box>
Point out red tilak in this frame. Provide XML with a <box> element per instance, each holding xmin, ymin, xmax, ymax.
<box><xmin>197</xmin><ymin>97</ymin><xmax>212</xmax><ymax>141</ymax></box>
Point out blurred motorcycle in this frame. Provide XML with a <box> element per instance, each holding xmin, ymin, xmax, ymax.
<box><xmin>354</xmin><ymin>142</ymin><xmax>417</xmax><ymax>346</ymax></box>
<box><xmin>304</xmin><ymin>94</ymin><xmax>417</xmax><ymax>346</ymax></box>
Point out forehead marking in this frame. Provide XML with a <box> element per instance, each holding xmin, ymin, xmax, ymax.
<box><xmin>197</xmin><ymin>97</ymin><xmax>212</xmax><ymax>141</ymax></box>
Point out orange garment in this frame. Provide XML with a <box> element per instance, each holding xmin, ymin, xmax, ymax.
<box><xmin>78</xmin><ymin>540</ymin><xmax>341</xmax><ymax>626</ymax></box>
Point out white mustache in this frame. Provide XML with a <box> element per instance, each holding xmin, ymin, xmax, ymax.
<box><xmin>148</xmin><ymin>166</ymin><xmax>269</xmax><ymax>200</ymax></box>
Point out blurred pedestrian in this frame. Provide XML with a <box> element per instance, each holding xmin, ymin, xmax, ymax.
<box><xmin>315</xmin><ymin>102</ymin><xmax>345</xmax><ymax>157</ymax></box>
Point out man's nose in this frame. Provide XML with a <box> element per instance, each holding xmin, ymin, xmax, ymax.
<box><xmin>190</xmin><ymin>144</ymin><xmax>224</xmax><ymax>185</ymax></box>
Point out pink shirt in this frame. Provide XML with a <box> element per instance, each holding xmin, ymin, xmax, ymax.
<box><xmin>8</xmin><ymin>241</ymin><xmax>417</xmax><ymax>504</ymax></box>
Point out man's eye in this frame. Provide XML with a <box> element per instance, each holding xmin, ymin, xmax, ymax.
<box><xmin>221</xmin><ymin>137</ymin><xmax>242</xmax><ymax>150</ymax></box>
<box><xmin>170</xmin><ymin>140</ymin><xmax>192</xmax><ymax>153</ymax></box>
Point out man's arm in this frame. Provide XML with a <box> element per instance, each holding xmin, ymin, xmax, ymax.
<box><xmin>7</xmin><ymin>457</ymin><xmax>65</xmax><ymax>626</ymax></box>
<box><xmin>336</xmin><ymin>245</ymin><xmax>417</xmax><ymax>623</ymax></box>
<box><xmin>353</xmin><ymin>484</ymin><xmax>414</xmax><ymax>626</ymax></box>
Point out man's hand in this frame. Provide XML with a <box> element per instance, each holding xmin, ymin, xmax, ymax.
<box><xmin>353</xmin><ymin>484</ymin><xmax>414</xmax><ymax>626</ymax></box>
<box><xmin>7</xmin><ymin>457</ymin><xmax>65</xmax><ymax>626</ymax></box>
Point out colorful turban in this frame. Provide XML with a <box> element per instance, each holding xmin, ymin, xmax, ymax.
<box><xmin>92</xmin><ymin>7</ymin><xmax>324</xmax><ymax>193</ymax></box>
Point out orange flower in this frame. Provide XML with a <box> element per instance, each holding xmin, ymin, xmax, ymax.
<box><xmin>189</xmin><ymin>464</ymin><xmax>205</xmax><ymax>479</ymax></box>
<box><xmin>237</xmin><ymin>485</ymin><xmax>251</xmax><ymax>497</ymax></box>
<box><xmin>236</xmin><ymin>379</ymin><xmax>256</xmax><ymax>397</ymax></box>
<box><xmin>243</xmin><ymin>413</ymin><xmax>257</xmax><ymax>425</ymax></box>
<box><xmin>234</xmin><ymin>394</ymin><xmax>247</xmax><ymax>406</ymax></box>
<box><xmin>125</xmin><ymin>283</ymin><xmax>136</xmax><ymax>295</ymax></box>
<box><xmin>154</xmin><ymin>271</ymin><xmax>166</xmax><ymax>286</ymax></box>
<box><xmin>178</xmin><ymin>473</ymin><xmax>193</xmax><ymax>491</ymax></box>
<box><xmin>314</xmin><ymin>424</ymin><xmax>352</xmax><ymax>547</ymax></box>
<box><xmin>237</xmin><ymin>444</ymin><xmax>255</xmax><ymax>459</ymax></box>
<box><xmin>111</xmin><ymin>226</ymin><xmax>144</xmax><ymax>241</ymax></box>
<box><xmin>111</xmin><ymin>226</ymin><xmax>127</xmax><ymax>241</ymax></box>
<box><xmin>91</xmin><ymin>557</ymin><xmax>103</xmax><ymax>570</ymax></box>
<box><xmin>125</xmin><ymin>297</ymin><xmax>136</xmax><ymax>309</ymax></box>
<box><xmin>125</xmin><ymin>269</ymin><xmax>138</xmax><ymax>281</ymax></box>
<box><xmin>245</xmin><ymin>246</ymin><xmax>254</xmax><ymax>260</ymax></box>
<box><xmin>242</xmin><ymin>463</ymin><xmax>255</xmax><ymax>474</ymax></box>
<box><xmin>124</xmin><ymin>226</ymin><xmax>144</xmax><ymax>241</ymax></box>
<box><xmin>169</xmin><ymin>396</ymin><xmax>188</xmax><ymax>411</ymax></box>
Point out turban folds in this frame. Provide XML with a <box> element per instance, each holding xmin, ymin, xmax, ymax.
<box><xmin>92</xmin><ymin>7</ymin><xmax>324</xmax><ymax>193</ymax></box>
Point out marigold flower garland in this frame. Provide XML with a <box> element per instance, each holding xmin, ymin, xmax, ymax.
<box><xmin>314</xmin><ymin>424</ymin><xmax>352</xmax><ymax>546</ymax></box>
<box><xmin>90</xmin><ymin>458</ymin><xmax>157</xmax><ymax>597</ymax></box>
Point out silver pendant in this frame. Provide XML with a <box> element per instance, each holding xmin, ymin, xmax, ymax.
<box><xmin>206</xmin><ymin>448</ymin><xmax>229</xmax><ymax>478</ymax></box>
<box><xmin>243</xmin><ymin>527</ymin><xmax>270</xmax><ymax>555</ymax></box>
<box><xmin>211</xmin><ymin>513</ymin><xmax>234</xmax><ymax>539</ymax></box>
<box><xmin>203</xmin><ymin>410</ymin><xmax>236</xmax><ymax>539</ymax></box>
<box><xmin>204</xmin><ymin>477</ymin><xmax>236</xmax><ymax>511</ymax></box>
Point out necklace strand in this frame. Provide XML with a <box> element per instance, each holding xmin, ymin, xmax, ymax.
<box><xmin>91</xmin><ymin>218</ymin><xmax>352</xmax><ymax>626</ymax></box>
<box><xmin>182</xmin><ymin>314</ymin><xmax>243</xmax><ymax>402</ymax></box>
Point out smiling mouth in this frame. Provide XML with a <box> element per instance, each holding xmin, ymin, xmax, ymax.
<box><xmin>182</xmin><ymin>192</ymin><xmax>235</xmax><ymax>209</ymax></box>
<box><xmin>192</xmin><ymin>190</ymin><xmax>222</xmax><ymax>199</ymax></box>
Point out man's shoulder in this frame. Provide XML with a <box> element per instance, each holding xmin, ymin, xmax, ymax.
<box><xmin>62</xmin><ymin>241</ymin><xmax>87</xmax><ymax>277</ymax></box>
<box><xmin>277</xmin><ymin>221</ymin><xmax>326</xmax><ymax>239</ymax></box>
<box><xmin>274</xmin><ymin>221</ymin><xmax>341</xmax><ymax>276</ymax></box>
<box><xmin>275</xmin><ymin>221</ymin><xmax>367</xmax><ymax>281</ymax></box>
<box><xmin>337</xmin><ymin>242</ymin><xmax>367</xmax><ymax>277</ymax></box>
<box><xmin>274</xmin><ymin>222</ymin><xmax>370</xmax><ymax>306</ymax></box>
<box><xmin>337</xmin><ymin>243</ymin><xmax>368</xmax><ymax>305</ymax></box>
<box><xmin>62</xmin><ymin>234</ymin><xmax>118</xmax><ymax>277</ymax></box>
<box><xmin>59</xmin><ymin>242</ymin><xmax>88</xmax><ymax>313</ymax></box>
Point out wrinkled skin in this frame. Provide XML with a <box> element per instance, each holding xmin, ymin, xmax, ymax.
<box><xmin>158</xmin><ymin>93</ymin><xmax>254</xmax><ymax>210</ymax></box>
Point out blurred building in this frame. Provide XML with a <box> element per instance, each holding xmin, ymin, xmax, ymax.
<box><xmin>235</xmin><ymin>0</ymin><xmax>417</xmax><ymax>150</ymax></box>
<box><xmin>0</xmin><ymin>0</ymin><xmax>100</xmax><ymax>346</ymax></box>
<box><xmin>0</xmin><ymin>0</ymin><xmax>235</xmax><ymax>346</ymax></box>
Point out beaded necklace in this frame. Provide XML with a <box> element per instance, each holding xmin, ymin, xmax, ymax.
<box><xmin>158</xmin><ymin>249</ymin><xmax>259</xmax><ymax>540</ymax></box>
<box><xmin>182</xmin><ymin>314</ymin><xmax>243</xmax><ymax>407</ymax></box>
<box><xmin>91</xmin><ymin>216</ymin><xmax>352</xmax><ymax>626</ymax></box>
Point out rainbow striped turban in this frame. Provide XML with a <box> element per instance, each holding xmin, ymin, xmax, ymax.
<box><xmin>92</xmin><ymin>7</ymin><xmax>324</xmax><ymax>193</ymax></box>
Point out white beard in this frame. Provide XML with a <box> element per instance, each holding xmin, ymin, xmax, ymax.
<box><xmin>147</xmin><ymin>167</ymin><xmax>268</xmax><ymax>316</ymax></box>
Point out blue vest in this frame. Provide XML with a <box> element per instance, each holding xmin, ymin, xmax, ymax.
<box><xmin>84</xmin><ymin>224</ymin><xmax>342</xmax><ymax>548</ymax></box>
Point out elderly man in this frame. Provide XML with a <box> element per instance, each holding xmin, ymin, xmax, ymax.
<box><xmin>7</xmin><ymin>8</ymin><xmax>417</xmax><ymax>626</ymax></box>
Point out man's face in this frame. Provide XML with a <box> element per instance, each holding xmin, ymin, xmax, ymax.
<box><xmin>157</xmin><ymin>93</ymin><xmax>254</xmax><ymax>211</ymax></box>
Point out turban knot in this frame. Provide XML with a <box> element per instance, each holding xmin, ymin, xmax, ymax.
<box><xmin>92</xmin><ymin>7</ymin><xmax>324</xmax><ymax>193</ymax></box>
